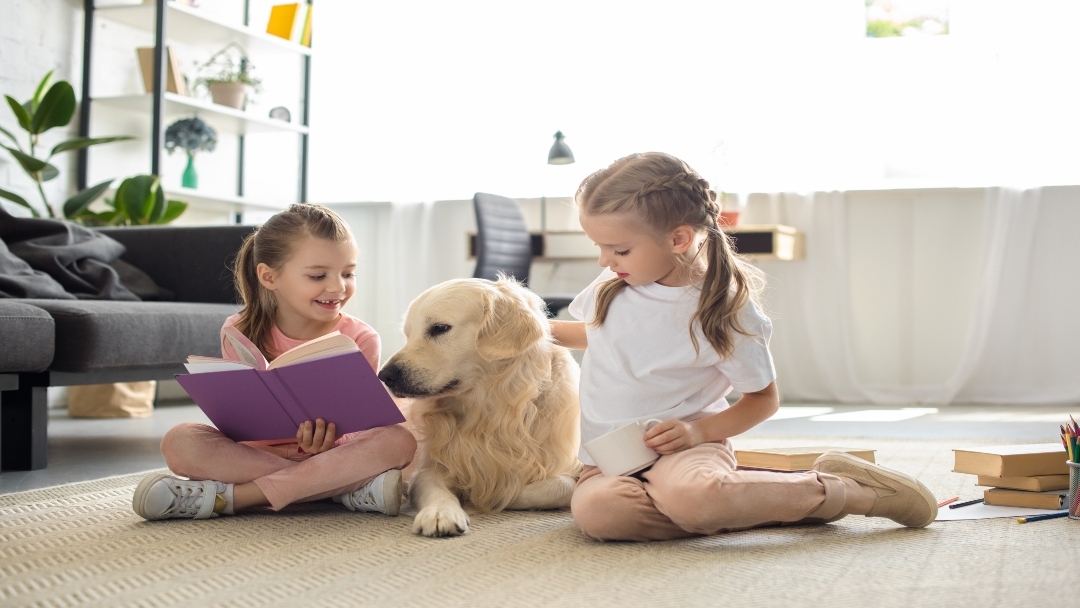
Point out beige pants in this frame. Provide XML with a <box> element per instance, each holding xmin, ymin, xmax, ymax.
<box><xmin>571</xmin><ymin>440</ymin><xmax>848</xmax><ymax>541</ymax></box>
<box><xmin>161</xmin><ymin>422</ymin><xmax>416</xmax><ymax>511</ymax></box>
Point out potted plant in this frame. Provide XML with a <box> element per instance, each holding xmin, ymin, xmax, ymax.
<box><xmin>0</xmin><ymin>71</ymin><xmax>133</xmax><ymax>219</ymax></box>
<box><xmin>69</xmin><ymin>174</ymin><xmax>187</xmax><ymax>226</ymax></box>
<box><xmin>165</xmin><ymin>116</ymin><xmax>216</xmax><ymax>189</ymax></box>
<box><xmin>193</xmin><ymin>42</ymin><xmax>262</xmax><ymax>110</ymax></box>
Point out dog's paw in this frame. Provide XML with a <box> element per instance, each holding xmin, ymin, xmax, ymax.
<box><xmin>413</xmin><ymin>503</ymin><xmax>470</xmax><ymax>537</ymax></box>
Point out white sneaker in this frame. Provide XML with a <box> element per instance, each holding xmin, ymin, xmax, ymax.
<box><xmin>335</xmin><ymin>469</ymin><xmax>403</xmax><ymax>516</ymax></box>
<box><xmin>132</xmin><ymin>473</ymin><xmax>230</xmax><ymax>521</ymax></box>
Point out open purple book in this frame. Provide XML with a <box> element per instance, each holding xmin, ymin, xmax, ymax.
<box><xmin>175</xmin><ymin>331</ymin><xmax>405</xmax><ymax>442</ymax></box>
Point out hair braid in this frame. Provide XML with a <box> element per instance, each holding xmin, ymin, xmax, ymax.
<box><xmin>576</xmin><ymin>152</ymin><xmax>765</xmax><ymax>356</ymax></box>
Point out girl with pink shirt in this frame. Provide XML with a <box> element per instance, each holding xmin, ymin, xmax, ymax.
<box><xmin>133</xmin><ymin>204</ymin><xmax>415</xmax><ymax>521</ymax></box>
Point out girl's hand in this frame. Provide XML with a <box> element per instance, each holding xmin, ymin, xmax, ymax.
<box><xmin>296</xmin><ymin>419</ymin><xmax>337</xmax><ymax>454</ymax></box>
<box><xmin>643</xmin><ymin>419</ymin><xmax>704</xmax><ymax>455</ymax></box>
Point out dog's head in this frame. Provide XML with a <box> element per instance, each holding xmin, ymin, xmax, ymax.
<box><xmin>378</xmin><ymin>277</ymin><xmax>551</xmax><ymax>398</ymax></box>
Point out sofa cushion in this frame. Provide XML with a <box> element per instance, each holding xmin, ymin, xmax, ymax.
<box><xmin>0</xmin><ymin>300</ymin><xmax>55</xmax><ymax>373</ymax></box>
<box><xmin>22</xmin><ymin>299</ymin><xmax>239</xmax><ymax>373</ymax></box>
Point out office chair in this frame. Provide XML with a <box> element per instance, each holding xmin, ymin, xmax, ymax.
<box><xmin>472</xmin><ymin>192</ymin><xmax>575</xmax><ymax>318</ymax></box>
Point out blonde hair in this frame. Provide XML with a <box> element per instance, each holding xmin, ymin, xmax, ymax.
<box><xmin>232</xmin><ymin>203</ymin><xmax>354</xmax><ymax>359</ymax></box>
<box><xmin>576</xmin><ymin>152</ymin><xmax>765</xmax><ymax>357</ymax></box>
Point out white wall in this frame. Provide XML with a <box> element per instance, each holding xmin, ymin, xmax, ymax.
<box><xmin>1</xmin><ymin>0</ymin><xmax>84</xmax><ymax>218</ymax></box>
<box><xmin>329</xmin><ymin>187</ymin><xmax>1076</xmax><ymax>405</ymax></box>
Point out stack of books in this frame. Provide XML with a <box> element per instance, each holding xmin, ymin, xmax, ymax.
<box><xmin>952</xmin><ymin>444</ymin><xmax>1070</xmax><ymax>509</ymax></box>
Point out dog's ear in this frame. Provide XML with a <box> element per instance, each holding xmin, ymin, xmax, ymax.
<box><xmin>476</xmin><ymin>283</ymin><xmax>545</xmax><ymax>361</ymax></box>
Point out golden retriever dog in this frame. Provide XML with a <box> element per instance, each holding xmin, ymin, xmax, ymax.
<box><xmin>378</xmin><ymin>277</ymin><xmax>581</xmax><ymax>537</ymax></box>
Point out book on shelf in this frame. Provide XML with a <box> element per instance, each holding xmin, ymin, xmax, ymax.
<box><xmin>734</xmin><ymin>446</ymin><xmax>875</xmax><ymax>471</ymax></box>
<box><xmin>952</xmin><ymin>443</ymin><xmax>1068</xmax><ymax>477</ymax></box>
<box><xmin>299</xmin><ymin>3</ymin><xmax>312</xmax><ymax>47</ymax></box>
<box><xmin>266</xmin><ymin>2</ymin><xmax>310</xmax><ymax>44</ymax></box>
<box><xmin>976</xmin><ymin>474</ymin><xmax>1070</xmax><ymax>492</ymax></box>
<box><xmin>982</xmin><ymin>488</ymin><xmax>1067</xmax><ymax>510</ymax></box>
<box><xmin>136</xmin><ymin>46</ymin><xmax>187</xmax><ymax>96</ymax></box>
<box><xmin>175</xmin><ymin>327</ymin><xmax>404</xmax><ymax>443</ymax></box>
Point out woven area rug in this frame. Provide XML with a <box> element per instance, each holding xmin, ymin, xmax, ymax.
<box><xmin>2</xmin><ymin>436</ymin><xmax>1075</xmax><ymax>608</ymax></box>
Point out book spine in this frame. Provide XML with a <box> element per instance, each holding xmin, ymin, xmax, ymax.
<box><xmin>261</xmin><ymin>369</ymin><xmax>313</xmax><ymax>425</ymax></box>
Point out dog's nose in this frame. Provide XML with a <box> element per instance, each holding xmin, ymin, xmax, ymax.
<box><xmin>378</xmin><ymin>364</ymin><xmax>402</xmax><ymax>387</ymax></box>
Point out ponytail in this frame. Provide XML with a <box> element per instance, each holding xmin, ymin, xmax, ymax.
<box><xmin>231</xmin><ymin>230</ymin><xmax>278</xmax><ymax>358</ymax></box>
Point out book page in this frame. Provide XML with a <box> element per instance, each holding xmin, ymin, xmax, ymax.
<box><xmin>222</xmin><ymin>325</ymin><xmax>269</xmax><ymax>370</ymax></box>
<box><xmin>184</xmin><ymin>361</ymin><xmax>253</xmax><ymax>374</ymax></box>
<box><xmin>268</xmin><ymin>331</ymin><xmax>360</xmax><ymax>369</ymax></box>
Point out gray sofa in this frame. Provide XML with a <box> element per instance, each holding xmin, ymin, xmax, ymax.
<box><xmin>0</xmin><ymin>224</ymin><xmax>255</xmax><ymax>471</ymax></box>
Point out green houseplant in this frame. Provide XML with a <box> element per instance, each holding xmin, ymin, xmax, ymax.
<box><xmin>194</xmin><ymin>43</ymin><xmax>262</xmax><ymax>110</ymax></box>
<box><xmin>71</xmin><ymin>174</ymin><xmax>187</xmax><ymax>226</ymax></box>
<box><xmin>0</xmin><ymin>71</ymin><xmax>133</xmax><ymax>219</ymax></box>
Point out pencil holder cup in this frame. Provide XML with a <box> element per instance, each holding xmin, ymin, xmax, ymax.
<box><xmin>1069</xmin><ymin>462</ymin><xmax>1080</xmax><ymax>520</ymax></box>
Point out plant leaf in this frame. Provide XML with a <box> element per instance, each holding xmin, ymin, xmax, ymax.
<box><xmin>62</xmin><ymin>178</ymin><xmax>114</xmax><ymax>218</ymax></box>
<box><xmin>157</xmin><ymin>199</ymin><xmax>188</xmax><ymax>224</ymax></box>
<box><xmin>51</xmin><ymin>136</ymin><xmax>134</xmax><ymax>156</ymax></box>
<box><xmin>0</xmin><ymin>123</ymin><xmax>18</xmax><ymax>145</ymax></box>
<box><xmin>147</xmin><ymin>182</ymin><xmax>167</xmax><ymax>223</ymax></box>
<box><xmin>30</xmin><ymin>81</ymin><xmax>76</xmax><ymax>134</ymax></box>
<box><xmin>0</xmin><ymin>187</ymin><xmax>41</xmax><ymax>217</ymax></box>
<box><xmin>5</xmin><ymin>95</ymin><xmax>32</xmax><ymax>131</ymax></box>
<box><xmin>115</xmin><ymin>174</ymin><xmax>159</xmax><ymax>224</ymax></box>
<box><xmin>32</xmin><ymin>70</ymin><xmax>54</xmax><ymax>113</ymax></box>
<box><xmin>3</xmin><ymin>146</ymin><xmax>59</xmax><ymax>183</ymax></box>
<box><xmin>39</xmin><ymin>163</ymin><xmax>60</xmax><ymax>182</ymax></box>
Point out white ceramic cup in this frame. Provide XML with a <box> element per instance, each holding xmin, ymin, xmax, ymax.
<box><xmin>583</xmin><ymin>418</ymin><xmax>663</xmax><ymax>477</ymax></box>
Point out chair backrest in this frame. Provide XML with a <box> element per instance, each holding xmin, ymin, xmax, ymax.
<box><xmin>472</xmin><ymin>192</ymin><xmax>532</xmax><ymax>285</ymax></box>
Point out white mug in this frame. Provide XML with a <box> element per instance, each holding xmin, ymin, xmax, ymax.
<box><xmin>583</xmin><ymin>418</ymin><xmax>663</xmax><ymax>477</ymax></box>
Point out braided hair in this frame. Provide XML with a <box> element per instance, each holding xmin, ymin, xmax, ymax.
<box><xmin>576</xmin><ymin>152</ymin><xmax>764</xmax><ymax>357</ymax></box>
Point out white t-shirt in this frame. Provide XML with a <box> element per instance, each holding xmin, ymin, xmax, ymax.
<box><xmin>568</xmin><ymin>269</ymin><xmax>776</xmax><ymax>465</ymax></box>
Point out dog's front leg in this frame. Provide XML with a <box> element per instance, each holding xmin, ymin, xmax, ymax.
<box><xmin>410</xmin><ymin>469</ymin><xmax>470</xmax><ymax>537</ymax></box>
<box><xmin>506</xmin><ymin>475</ymin><xmax>577</xmax><ymax>510</ymax></box>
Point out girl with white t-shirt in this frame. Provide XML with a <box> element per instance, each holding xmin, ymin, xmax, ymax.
<box><xmin>551</xmin><ymin>152</ymin><xmax>938</xmax><ymax>541</ymax></box>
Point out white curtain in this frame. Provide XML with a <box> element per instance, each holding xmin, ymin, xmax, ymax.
<box><xmin>757</xmin><ymin>187</ymin><xmax>1080</xmax><ymax>405</ymax></box>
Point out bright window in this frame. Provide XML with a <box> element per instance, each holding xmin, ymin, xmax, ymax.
<box><xmin>309</xmin><ymin>0</ymin><xmax>1080</xmax><ymax>203</ymax></box>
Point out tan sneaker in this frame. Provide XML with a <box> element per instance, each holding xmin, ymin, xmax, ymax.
<box><xmin>812</xmin><ymin>452</ymin><xmax>937</xmax><ymax>528</ymax></box>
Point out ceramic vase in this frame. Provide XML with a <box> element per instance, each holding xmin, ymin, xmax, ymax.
<box><xmin>182</xmin><ymin>152</ymin><xmax>198</xmax><ymax>189</ymax></box>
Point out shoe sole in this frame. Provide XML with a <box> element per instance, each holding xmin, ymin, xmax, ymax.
<box><xmin>132</xmin><ymin>472</ymin><xmax>174</xmax><ymax>521</ymax></box>
<box><xmin>380</xmin><ymin>469</ymin><xmax>403</xmax><ymax>516</ymax></box>
<box><xmin>814</xmin><ymin>452</ymin><xmax>938</xmax><ymax>528</ymax></box>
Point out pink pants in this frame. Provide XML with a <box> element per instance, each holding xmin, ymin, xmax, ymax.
<box><xmin>571</xmin><ymin>440</ymin><xmax>848</xmax><ymax>541</ymax></box>
<box><xmin>161</xmin><ymin>422</ymin><xmax>416</xmax><ymax>511</ymax></box>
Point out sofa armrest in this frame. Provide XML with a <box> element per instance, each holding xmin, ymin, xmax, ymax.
<box><xmin>97</xmin><ymin>225</ymin><xmax>256</xmax><ymax>304</ymax></box>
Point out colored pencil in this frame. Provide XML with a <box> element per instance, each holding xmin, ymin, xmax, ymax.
<box><xmin>949</xmin><ymin>498</ymin><xmax>984</xmax><ymax>509</ymax></box>
<box><xmin>937</xmin><ymin>496</ymin><xmax>959</xmax><ymax>507</ymax></box>
<box><xmin>1016</xmin><ymin>511</ymin><xmax>1068</xmax><ymax>523</ymax></box>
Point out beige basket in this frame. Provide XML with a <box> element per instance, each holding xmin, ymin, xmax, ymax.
<box><xmin>67</xmin><ymin>381</ymin><xmax>157</xmax><ymax>418</ymax></box>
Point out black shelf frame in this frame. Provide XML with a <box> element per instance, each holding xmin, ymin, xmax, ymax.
<box><xmin>77</xmin><ymin>0</ymin><xmax>312</xmax><ymax>215</ymax></box>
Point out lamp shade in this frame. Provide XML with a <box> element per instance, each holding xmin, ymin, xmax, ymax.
<box><xmin>547</xmin><ymin>131</ymin><xmax>574</xmax><ymax>165</ymax></box>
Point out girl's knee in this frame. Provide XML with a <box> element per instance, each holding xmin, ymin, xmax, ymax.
<box><xmin>160</xmin><ymin>423</ymin><xmax>216</xmax><ymax>474</ymax></box>
<box><xmin>570</xmin><ymin>478</ymin><xmax>647</xmax><ymax>541</ymax></box>
<box><xmin>375</xmin><ymin>423</ymin><xmax>417</xmax><ymax>468</ymax></box>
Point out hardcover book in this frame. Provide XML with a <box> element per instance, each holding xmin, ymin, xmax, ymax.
<box><xmin>175</xmin><ymin>328</ymin><xmax>404</xmax><ymax>442</ymax></box>
<box><xmin>976</xmin><ymin>474</ymin><xmax>1069</xmax><ymax>492</ymax></box>
<box><xmin>982</xmin><ymin>488</ymin><xmax>1067</xmax><ymax>510</ymax></box>
<box><xmin>952</xmin><ymin>444</ymin><xmax>1068</xmax><ymax>477</ymax></box>
<box><xmin>734</xmin><ymin>447</ymin><xmax>875</xmax><ymax>471</ymax></box>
